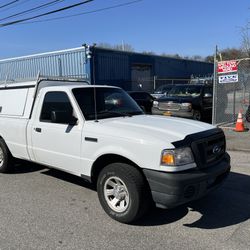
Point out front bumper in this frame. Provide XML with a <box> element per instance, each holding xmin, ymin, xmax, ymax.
<box><xmin>151</xmin><ymin>107</ymin><xmax>193</xmax><ymax>118</ymax></box>
<box><xmin>143</xmin><ymin>153</ymin><xmax>231</xmax><ymax>209</ymax></box>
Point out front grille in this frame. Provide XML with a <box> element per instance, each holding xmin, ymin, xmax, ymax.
<box><xmin>191</xmin><ymin>132</ymin><xmax>225</xmax><ymax>169</ymax></box>
<box><xmin>158</xmin><ymin>102</ymin><xmax>180</xmax><ymax>111</ymax></box>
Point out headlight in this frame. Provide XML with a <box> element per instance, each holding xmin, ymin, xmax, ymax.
<box><xmin>161</xmin><ymin>147</ymin><xmax>194</xmax><ymax>166</ymax></box>
<box><xmin>181</xmin><ymin>102</ymin><xmax>192</xmax><ymax>110</ymax></box>
<box><xmin>153</xmin><ymin>101</ymin><xmax>159</xmax><ymax>107</ymax></box>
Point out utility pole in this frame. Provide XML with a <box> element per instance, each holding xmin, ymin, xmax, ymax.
<box><xmin>212</xmin><ymin>45</ymin><xmax>218</xmax><ymax>125</ymax></box>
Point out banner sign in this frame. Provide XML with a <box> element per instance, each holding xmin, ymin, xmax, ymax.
<box><xmin>218</xmin><ymin>74</ymin><xmax>238</xmax><ymax>84</ymax></box>
<box><xmin>217</xmin><ymin>60</ymin><xmax>238</xmax><ymax>74</ymax></box>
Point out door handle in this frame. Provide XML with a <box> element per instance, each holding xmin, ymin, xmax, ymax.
<box><xmin>34</xmin><ymin>127</ymin><xmax>42</xmax><ymax>133</ymax></box>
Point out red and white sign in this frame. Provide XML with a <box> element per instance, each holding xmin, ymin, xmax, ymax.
<box><xmin>217</xmin><ymin>60</ymin><xmax>238</xmax><ymax>74</ymax></box>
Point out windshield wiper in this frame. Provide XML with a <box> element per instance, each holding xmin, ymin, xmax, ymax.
<box><xmin>97</xmin><ymin>110</ymin><xmax>132</xmax><ymax>117</ymax></box>
<box><xmin>127</xmin><ymin>111</ymin><xmax>144</xmax><ymax>116</ymax></box>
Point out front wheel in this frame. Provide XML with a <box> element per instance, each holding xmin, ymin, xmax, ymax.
<box><xmin>193</xmin><ymin>110</ymin><xmax>202</xmax><ymax>121</ymax></box>
<box><xmin>97</xmin><ymin>163</ymin><xmax>150</xmax><ymax>223</ymax></box>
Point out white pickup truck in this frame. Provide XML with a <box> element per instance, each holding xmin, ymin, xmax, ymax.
<box><xmin>0</xmin><ymin>78</ymin><xmax>230</xmax><ymax>223</ymax></box>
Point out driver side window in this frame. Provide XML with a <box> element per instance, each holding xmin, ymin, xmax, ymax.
<box><xmin>40</xmin><ymin>91</ymin><xmax>73</xmax><ymax>124</ymax></box>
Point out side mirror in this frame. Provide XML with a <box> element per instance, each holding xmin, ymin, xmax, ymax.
<box><xmin>204</xmin><ymin>93</ymin><xmax>212</xmax><ymax>98</ymax></box>
<box><xmin>51</xmin><ymin>110</ymin><xmax>78</xmax><ymax>125</ymax></box>
<box><xmin>69</xmin><ymin>116</ymin><xmax>78</xmax><ymax>126</ymax></box>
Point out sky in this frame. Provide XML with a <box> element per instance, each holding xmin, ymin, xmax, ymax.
<box><xmin>0</xmin><ymin>0</ymin><xmax>249</xmax><ymax>59</ymax></box>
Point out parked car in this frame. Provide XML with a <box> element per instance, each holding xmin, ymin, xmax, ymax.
<box><xmin>0</xmin><ymin>78</ymin><xmax>230</xmax><ymax>224</ymax></box>
<box><xmin>152</xmin><ymin>84</ymin><xmax>213</xmax><ymax>121</ymax></box>
<box><xmin>151</xmin><ymin>84</ymin><xmax>173</xmax><ymax>99</ymax></box>
<box><xmin>127</xmin><ymin>91</ymin><xmax>155</xmax><ymax>114</ymax></box>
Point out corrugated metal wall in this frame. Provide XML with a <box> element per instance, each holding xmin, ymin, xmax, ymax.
<box><xmin>93</xmin><ymin>48</ymin><xmax>213</xmax><ymax>90</ymax></box>
<box><xmin>91</xmin><ymin>49</ymin><xmax>130</xmax><ymax>90</ymax></box>
<box><xmin>0</xmin><ymin>47</ymin><xmax>89</xmax><ymax>82</ymax></box>
<box><xmin>154</xmin><ymin>57</ymin><xmax>213</xmax><ymax>78</ymax></box>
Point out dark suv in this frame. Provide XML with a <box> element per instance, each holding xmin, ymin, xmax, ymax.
<box><xmin>152</xmin><ymin>84</ymin><xmax>213</xmax><ymax>121</ymax></box>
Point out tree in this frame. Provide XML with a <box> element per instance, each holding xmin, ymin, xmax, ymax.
<box><xmin>97</xmin><ymin>42</ymin><xmax>134</xmax><ymax>52</ymax></box>
<box><xmin>142</xmin><ymin>51</ymin><xmax>156</xmax><ymax>55</ymax></box>
<box><xmin>191</xmin><ymin>55</ymin><xmax>204</xmax><ymax>61</ymax></box>
<box><xmin>160</xmin><ymin>53</ymin><xmax>182</xmax><ymax>59</ymax></box>
<box><xmin>220</xmin><ymin>48</ymin><xmax>244</xmax><ymax>60</ymax></box>
<box><xmin>113</xmin><ymin>44</ymin><xmax>134</xmax><ymax>52</ymax></box>
<box><xmin>205</xmin><ymin>55</ymin><xmax>214</xmax><ymax>63</ymax></box>
<box><xmin>240</xmin><ymin>24</ymin><xmax>250</xmax><ymax>58</ymax></box>
<box><xmin>205</xmin><ymin>48</ymin><xmax>244</xmax><ymax>62</ymax></box>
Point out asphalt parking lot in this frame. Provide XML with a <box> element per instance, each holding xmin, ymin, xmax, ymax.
<box><xmin>0</xmin><ymin>151</ymin><xmax>249</xmax><ymax>250</ymax></box>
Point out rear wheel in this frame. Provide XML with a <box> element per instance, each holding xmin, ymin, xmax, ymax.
<box><xmin>0</xmin><ymin>138</ymin><xmax>13</xmax><ymax>173</ymax></box>
<box><xmin>97</xmin><ymin>163</ymin><xmax>151</xmax><ymax>223</ymax></box>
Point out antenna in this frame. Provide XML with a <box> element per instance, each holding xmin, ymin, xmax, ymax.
<box><xmin>89</xmin><ymin>44</ymin><xmax>98</xmax><ymax>122</ymax></box>
<box><xmin>93</xmin><ymin>84</ymin><xmax>98</xmax><ymax>122</ymax></box>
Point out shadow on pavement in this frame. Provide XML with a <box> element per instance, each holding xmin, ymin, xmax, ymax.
<box><xmin>183</xmin><ymin>171</ymin><xmax>250</xmax><ymax>229</ymax></box>
<box><xmin>8</xmin><ymin>161</ymin><xmax>45</xmax><ymax>174</ymax></box>
<box><xmin>135</xmin><ymin>171</ymin><xmax>250</xmax><ymax>227</ymax></box>
<box><xmin>41</xmin><ymin>168</ymin><xmax>95</xmax><ymax>191</ymax></box>
<box><xmin>19</xmin><ymin>164</ymin><xmax>250</xmax><ymax>229</ymax></box>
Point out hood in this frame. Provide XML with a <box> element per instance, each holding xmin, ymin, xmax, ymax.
<box><xmin>85</xmin><ymin>115</ymin><xmax>215</xmax><ymax>146</ymax></box>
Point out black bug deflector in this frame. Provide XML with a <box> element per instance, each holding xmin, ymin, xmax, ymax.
<box><xmin>173</xmin><ymin>128</ymin><xmax>226</xmax><ymax>169</ymax></box>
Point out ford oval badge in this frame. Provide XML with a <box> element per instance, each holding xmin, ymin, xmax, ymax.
<box><xmin>213</xmin><ymin>145</ymin><xmax>221</xmax><ymax>154</ymax></box>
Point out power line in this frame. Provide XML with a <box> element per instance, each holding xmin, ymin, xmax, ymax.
<box><xmin>0</xmin><ymin>0</ymin><xmax>65</xmax><ymax>22</ymax></box>
<box><xmin>0</xmin><ymin>0</ymin><xmax>94</xmax><ymax>27</ymax></box>
<box><xmin>0</xmin><ymin>0</ymin><xmax>32</xmax><ymax>13</ymax></box>
<box><xmin>5</xmin><ymin>0</ymin><xmax>143</xmax><ymax>26</ymax></box>
<box><xmin>0</xmin><ymin>1</ymin><xmax>19</xmax><ymax>9</ymax></box>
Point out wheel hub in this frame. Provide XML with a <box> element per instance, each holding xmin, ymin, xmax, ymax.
<box><xmin>0</xmin><ymin>147</ymin><xmax>4</xmax><ymax>167</ymax></box>
<box><xmin>113</xmin><ymin>185</ymin><xmax>126</xmax><ymax>200</ymax></box>
<box><xmin>104</xmin><ymin>177</ymin><xmax>130</xmax><ymax>213</ymax></box>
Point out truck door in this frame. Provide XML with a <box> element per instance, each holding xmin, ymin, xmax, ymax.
<box><xmin>30</xmin><ymin>91</ymin><xmax>83</xmax><ymax>174</ymax></box>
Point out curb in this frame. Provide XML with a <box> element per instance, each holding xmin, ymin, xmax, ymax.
<box><xmin>226</xmin><ymin>147</ymin><xmax>250</xmax><ymax>153</ymax></box>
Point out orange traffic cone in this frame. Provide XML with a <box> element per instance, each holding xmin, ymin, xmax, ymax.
<box><xmin>234</xmin><ymin>110</ymin><xmax>246</xmax><ymax>132</ymax></box>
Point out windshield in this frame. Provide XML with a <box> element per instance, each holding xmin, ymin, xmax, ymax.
<box><xmin>155</xmin><ymin>85</ymin><xmax>172</xmax><ymax>94</ymax></box>
<box><xmin>72</xmin><ymin>87</ymin><xmax>143</xmax><ymax>120</ymax></box>
<box><xmin>168</xmin><ymin>85</ymin><xmax>201</xmax><ymax>97</ymax></box>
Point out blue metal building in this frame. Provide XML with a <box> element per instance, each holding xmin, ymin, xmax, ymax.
<box><xmin>0</xmin><ymin>46</ymin><xmax>213</xmax><ymax>92</ymax></box>
<box><xmin>91</xmin><ymin>47</ymin><xmax>213</xmax><ymax>91</ymax></box>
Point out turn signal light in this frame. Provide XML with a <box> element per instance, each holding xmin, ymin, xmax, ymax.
<box><xmin>161</xmin><ymin>153</ymin><xmax>175</xmax><ymax>165</ymax></box>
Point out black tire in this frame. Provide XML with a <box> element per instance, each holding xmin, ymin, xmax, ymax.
<box><xmin>97</xmin><ymin>163</ymin><xmax>150</xmax><ymax>223</ymax></box>
<box><xmin>193</xmin><ymin>110</ymin><xmax>202</xmax><ymax>121</ymax></box>
<box><xmin>0</xmin><ymin>138</ymin><xmax>13</xmax><ymax>173</ymax></box>
<box><xmin>246</xmin><ymin>106</ymin><xmax>250</xmax><ymax>122</ymax></box>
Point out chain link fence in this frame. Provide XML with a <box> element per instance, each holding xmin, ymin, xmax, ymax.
<box><xmin>213</xmin><ymin>58</ymin><xmax>250</xmax><ymax>126</ymax></box>
<box><xmin>130</xmin><ymin>77</ymin><xmax>191</xmax><ymax>93</ymax></box>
